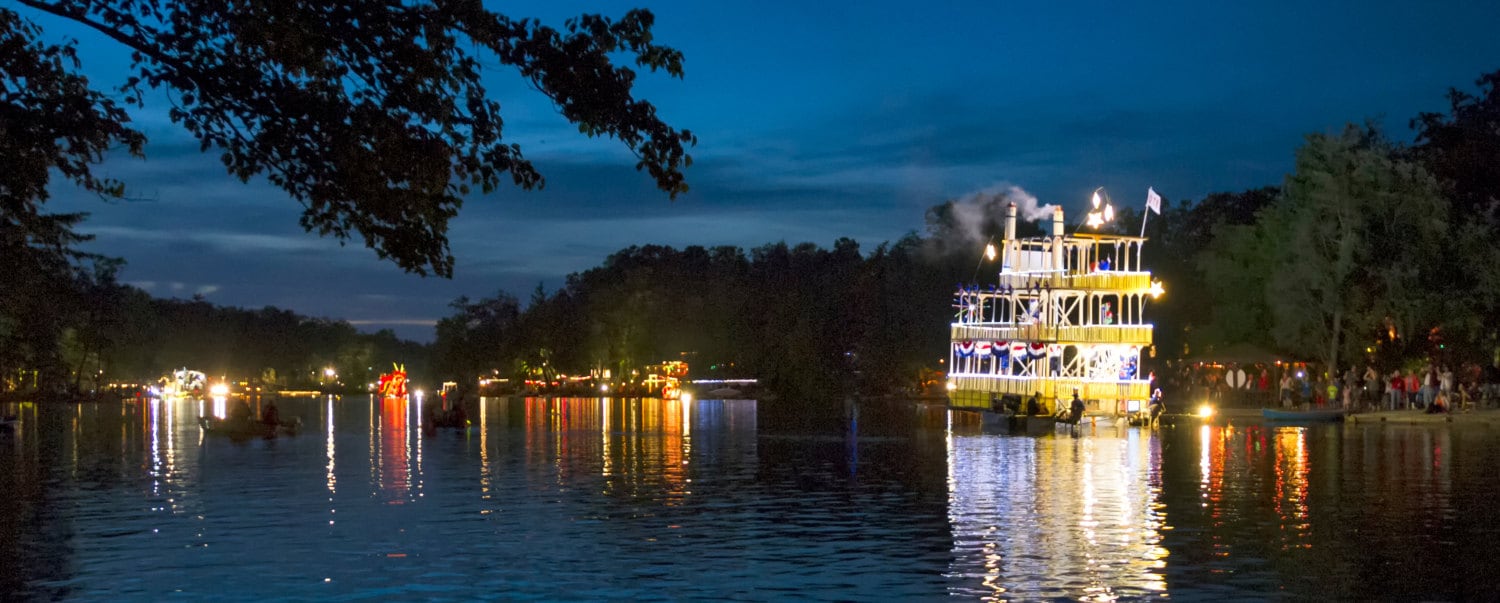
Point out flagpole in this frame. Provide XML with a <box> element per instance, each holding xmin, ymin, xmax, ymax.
<box><xmin>1141</xmin><ymin>187</ymin><xmax>1161</xmax><ymax>237</ymax></box>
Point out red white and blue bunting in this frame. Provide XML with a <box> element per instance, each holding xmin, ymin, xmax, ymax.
<box><xmin>956</xmin><ymin>340</ymin><xmax>1060</xmax><ymax>359</ymax></box>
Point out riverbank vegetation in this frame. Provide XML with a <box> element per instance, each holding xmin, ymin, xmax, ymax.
<box><xmin>0</xmin><ymin>260</ymin><xmax>428</xmax><ymax>397</ymax></box>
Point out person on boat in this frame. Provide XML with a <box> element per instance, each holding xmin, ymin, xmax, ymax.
<box><xmin>1148</xmin><ymin>389</ymin><xmax>1165</xmax><ymax>426</ymax></box>
<box><xmin>230</xmin><ymin>399</ymin><xmax>252</xmax><ymax>423</ymax></box>
<box><xmin>1062</xmin><ymin>389</ymin><xmax>1085</xmax><ymax>424</ymax></box>
<box><xmin>261</xmin><ymin>400</ymin><xmax>281</xmax><ymax>426</ymax></box>
<box><xmin>1026</xmin><ymin>392</ymin><xmax>1042</xmax><ymax>416</ymax></box>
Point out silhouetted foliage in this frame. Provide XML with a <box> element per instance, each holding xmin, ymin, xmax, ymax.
<box><xmin>1115</xmin><ymin>187</ymin><xmax>1280</xmax><ymax>358</ymax></box>
<box><xmin>1</xmin><ymin>275</ymin><xmax>430</xmax><ymax>397</ymax></box>
<box><xmin>3</xmin><ymin>1</ymin><xmax>694</xmax><ymax>277</ymax></box>
<box><xmin>1411</xmin><ymin>68</ymin><xmax>1500</xmax><ymax>221</ymax></box>
<box><xmin>1410</xmin><ymin>68</ymin><xmax>1500</xmax><ymax>353</ymax></box>
<box><xmin>434</xmin><ymin>238</ymin><xmax>953</xmax><ymax>402</ymax></box>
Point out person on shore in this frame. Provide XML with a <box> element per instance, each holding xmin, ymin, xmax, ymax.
<box><xmin>1440</xmin><ymin>366</ymin><xmax>1454</xmax><ymax>404</ymax></box>
<box><xmin>1405</xmin><ymin>371</ymin><xmax>1421</xmax><ymax>409</ymax></box>
<box><xmin>1426</xmin><ymin>391</ymin><xmax>1448</xmax><ymax>414</ymax></box>
<box><xmin>1390</xmin><ymin>371</ymin><xmax>1405</xmax><ymax>411</ymax></box>
<box><xmin>1343</xmin><ymin>368</ymin><xmax>1358</xmax><ymax>409</ymax></box>
<box><xmin>1423</xmin><ymin>367</ymin><xmax>1438</xmax><ymax>409</ymax></box>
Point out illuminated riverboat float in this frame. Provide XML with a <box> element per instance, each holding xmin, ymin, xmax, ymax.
<box><xmin>154</xmin><ymin>368</ymin><xmax>208</xmax><ymax>399</ymax></box>
<box><xmin>947</xmin><ymin>191</ymin><xmax>1163</xmax><ymax>420</ymax></box>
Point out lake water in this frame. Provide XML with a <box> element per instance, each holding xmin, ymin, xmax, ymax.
<box><xmin>3</xmin><ymin>396</ymin><xmax>1500</xmax><ymax>601</ymax></box>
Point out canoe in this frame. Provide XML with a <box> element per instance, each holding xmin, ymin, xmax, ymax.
<box><xmin>425</xmin><ymin>417</ymin><xmax>471</xmax><ymax>429</ymax></box>
<box><xmin>1262</xmin><ymin>408</ymin><xmax>1346</xmax><ymax>422</ymax></box>
<box><xmin>1018</xmin><ymin>415</ymin><xmax>1059</xmax><ymax>434</ymax></box>
<box><xmin>199</xmin><ymin>416</ymin><xmax>303</xmax><ymax>437</ymax></box>
<box><xmin>423</xmin><ymin>406</ymin><xmax>471</xmax><ymax>431</ymax></box>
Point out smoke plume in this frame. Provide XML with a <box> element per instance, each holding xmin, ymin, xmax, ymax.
<box><xmin>943</xmin><ymin>184</ymin><xmax>1057</xmax><ymax>245</ymax></box>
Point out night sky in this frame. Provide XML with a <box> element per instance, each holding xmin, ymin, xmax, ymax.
<box><xmin>38</xmin><ymin>0</ymin><xmax>1500</xmax><ymax>341</ymax></box>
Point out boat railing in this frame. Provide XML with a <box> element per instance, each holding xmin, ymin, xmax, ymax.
<box><xmin>951</xmin><ymin>324</ymin><xmax>1153</xmax><ymax>346</ymax></box>
<box><xmin>946</xmin><ymin>373</ymin><xmax>1151</xmax><ymax>402</ymax></box>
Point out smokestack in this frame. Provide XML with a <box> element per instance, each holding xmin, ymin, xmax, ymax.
<box><xmin>1004</xmin><ymin>203</ymin><xmax>1017</xmax><ymax>241</ymax></box>
<box><xmin>1051</xmin><ymin>206</ymin><xmax>1065</xmax><ymax>271</ymax></box>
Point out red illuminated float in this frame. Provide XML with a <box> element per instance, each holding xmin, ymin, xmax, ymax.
<box><xmin>378</xmin><ymin>364</ymin><xmax>408</xmax><ymax>398</ymax></box>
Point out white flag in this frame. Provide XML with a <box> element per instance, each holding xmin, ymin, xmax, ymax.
<box><xmin>1146</xmin><ymin>187</ymin><xmax>1162</xmax><ymax>214</ymax></box>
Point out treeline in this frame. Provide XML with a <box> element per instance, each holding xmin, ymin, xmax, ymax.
<box><xmin>433</xmin><ymin>238</ymin><xmax>965</xmax><ymax>400</ymax></box>
<box><xmin>0</xmin><ymin>252</ymin><xmax>428</xmax><ymax>395</ymax></box>
<box><xmin>1122</xmin><ymin>69</ymin><xmax>1500</xmax><ymax>375</ymax></box>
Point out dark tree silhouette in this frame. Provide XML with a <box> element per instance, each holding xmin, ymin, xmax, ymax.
<box><xmin>3</xmin><ymin>1</ymin><xmax>695</xmax><ymax>277</ymax></box>
<box><xmin>1411</xmin><ymin>68</ymin><xmax>1500</xmax><ymax>221</ymax></box>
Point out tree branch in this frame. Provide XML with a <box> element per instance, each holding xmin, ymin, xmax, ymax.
<box><xmin>12</xmin><ymin>0</ymin><xmax>198</xmax><ymax>88</ymax></box>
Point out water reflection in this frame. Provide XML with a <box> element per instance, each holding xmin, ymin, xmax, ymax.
<box><xmin>514</xmin><ymin>397</ymin><xmax>735</xmax><ymax>501</ymax></box>
<box><xmin>942</xmin><ymin>411</ymin><xmax>1167</xmax><ymax>600</ymax></box>
<box><xmin>374</xmin><ymin>395</ymin><xmax>412</xmax><ymax>501</ymax></box>
<box><xmin>7</xmin><ymin>397</ymin><xmax>1500</xmax><ymax>600</ymax></box>
<box><xmin>325</xmin><ymin>396</ymin><xmax>336</xmax><ymax>496</ymax></box>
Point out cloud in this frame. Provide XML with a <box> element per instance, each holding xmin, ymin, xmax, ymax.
<box><xmin>88</xmin><ymin>225</ymin><xmax>331</xmax><ymax>254</ymax></box>
<box><xmin>346</xmin><ymin>319</ymin><xmax>439</xmax><ymax>327</ymax></box>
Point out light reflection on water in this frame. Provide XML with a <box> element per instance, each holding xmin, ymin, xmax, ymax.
<box><xmin>943</xmin><ymin>414</ymin><xmax>1167</xmax><ymax>601</ymax></box>
<box><xmin>5</xmin><ymin>399</ymin><xmax>1500</xmax><ymax>600</ymax></box>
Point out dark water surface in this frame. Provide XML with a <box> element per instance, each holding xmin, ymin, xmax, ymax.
<box><xmin>4</xmin><ymin>396</ymin><xmax>1500</xmax><ymax>601</ymax></box>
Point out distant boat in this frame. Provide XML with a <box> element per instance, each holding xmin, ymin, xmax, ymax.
<box><xmin>1262</xmin><ymin>408</ymin><xmax>1346</xmax><ymax>422</ymax></box>
<box><xmin>158</xmin><ymin>368</ymin><xmax>208</xmax><ymax>399</ymax></box>
<box><xmin>199</xmin><ymin>416</ymin><xmax>303</xmax><ymax>438</ymax></box>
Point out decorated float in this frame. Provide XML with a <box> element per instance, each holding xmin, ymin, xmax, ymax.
<box><xmin>156</xmin><ymin>368</ymin><xmax>208</xmax><ymax>399</ymax></box>
<box><xmin>947</xmin><ymin>191</ymin><xmax>1162</xmax><ymax>422</ymax></box>
<box><xmin>643</xmin><ymin>360</ymin><xmax>688</xmax><ymax>400</ymax></box>
<box><xmin>378</xmin><ymin>364</ymin><xmax>408</xmax><ymax>398</ymax></box>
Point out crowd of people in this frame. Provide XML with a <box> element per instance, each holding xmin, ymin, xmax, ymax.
<box><xmin>1163</xmin><ymin>358</ymin><xmax>1500</xmax><ymax>413</ymax></box>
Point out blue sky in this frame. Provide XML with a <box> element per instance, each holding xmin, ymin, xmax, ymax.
<box><xmin>36</xmin><ymin>0</ymin><xmax>1500</xmax><ymax>341</ymax></box>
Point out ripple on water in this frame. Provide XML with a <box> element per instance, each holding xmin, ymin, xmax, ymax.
<box><xmin>8</xmin><ymin>400</ymin><xmax>1500</xmax><ymax>600</ymax></box>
